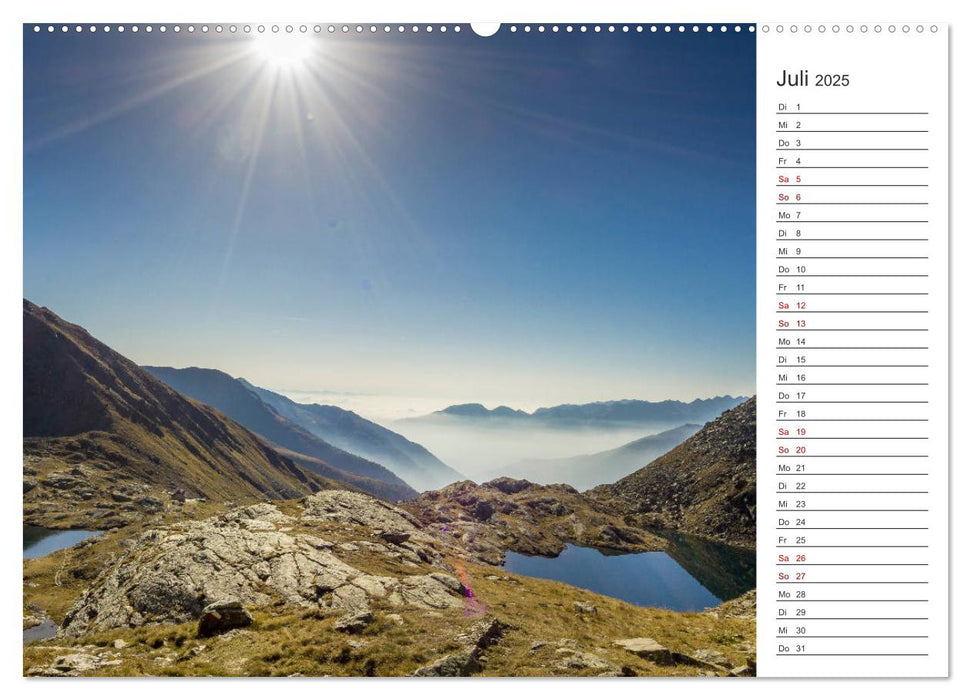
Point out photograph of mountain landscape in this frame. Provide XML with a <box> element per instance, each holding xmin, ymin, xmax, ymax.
<box><xmin>23</xmin><ymin>24</ymin><xmax>755</xmax><ymax>677</ymax></box>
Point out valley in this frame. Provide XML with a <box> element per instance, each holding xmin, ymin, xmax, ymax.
<box><xmin>22</xmin><ymin>299</ymin><xmax>756</xmax><ymax>677</ymax></box>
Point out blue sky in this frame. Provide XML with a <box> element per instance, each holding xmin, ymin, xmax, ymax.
<box><xmin>24</xmin><ymin>27</ymin><xmax>755</xmax><ymax>412</ymax></box>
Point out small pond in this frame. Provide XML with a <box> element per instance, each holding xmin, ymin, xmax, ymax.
<box><xmin>23</xmin><ymin>526</ymin><xmax>103</xmax><ymax>559</ymax></box>
<box><xmin>23</xmin><ymin>618</ymin><xmax>58</xmax><ymax>642</ymax></box>
<box><xmin>503</xmin><ymin>536</ymin><xmax>755</xmax><ymax>612</ymax></box>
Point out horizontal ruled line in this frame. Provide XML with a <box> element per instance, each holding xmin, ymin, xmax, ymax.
<box><xmin>775</xmin><ymin>257</ymin><xmax>928</xmax><ymax>260</ymax></box>
<box><xmin>776</xmin><ymin>203</ymin><xmax>929</xmax><ymax>205</ymax></box>
<box><xmin>776</xmin><ymin>166</ymin><xmax>928</xmax><ymax>169</ymax></box>
<box><xmin>776</xmin><ymin>293</ymin><xmax>929</xmax><ymax>295</ymax></box>
<box><xmin>776</xmin><ymin>275</ymin><xmax>929</xmax><ymax>277</ymax></box>
<box><xmin>776</xmin><ymin>148</ymin><xmax>928</xmax><ymax>151</ymax></box>
<box><xmin>775</xmin><ymin>112</ymin><xmax>929</xmax><ymax>115</ymax></box>
<box><xmin>775</xmin><ymin>310</ymin><xmax>928</xmax><ymax>312</ymax></box>
<box><xmin>776</xmin><ymin>636</ymin><xmax>929</xmax><ymax>639</ymax></box>
<box><xmin>772</xmin><ymin>220</ymin><xmax>929</xmax><ymax>223</ymax></box>
<box><xmin>775</xmin><ymin>239</ymin><xmax>930</xmax><ymax>242</ymax></box>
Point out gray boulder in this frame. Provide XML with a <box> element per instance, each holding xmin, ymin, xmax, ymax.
<box><xmin>413</xmin><ymin>651</ymin><xmax>481</xmax><ymax>677</ymax></box>
<box><xmin>413</xmin><ymin>617</ymin><xmax>508</xmax><ymax>677</ymax></box>
<box><xmin>614</xmin><ymin>637</ymin><xmax>674</xmax><ymax>665</ymax></box>
<box><xmin>333</xmin><ymin>610</ymin><xmax>373</xmax><ymax>634</ymax></box>
<box><xmin>198</xmin><ymin>600</ymin><xmax>253</xmax><ymax>638</ymax></box>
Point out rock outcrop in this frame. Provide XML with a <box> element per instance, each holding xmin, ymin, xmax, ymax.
<box><xmin>705</xmin><ymin>589</ymin><xmax>756</xmax><ymax>620</ymax></box>
<box><xmin>406</xmin><ymin>478</ymin><xmax>667</xmax><ymax>564</ymax></box>
<box><xmin>413</xmin><ymin>617</ymin><xmax>508</xmax><ymax>677</ymax></box>
<box><xmin>27</xmin><ymin>651</ymin><xmax>122</xmax><ymax>677</ymax></box>
<box><xmin>197</xmin><ymin>601</ymin><xmax>254</xmax><ymax>637</ymax></box>
<box><xmin>614</xmin><ymin>637</ymin><xmax>674</xmax><ymax>664</ymax></box>
<box><xmin>60</xmin><ymin>495</ymin><xmax>467</xmax><ymax>637</ymax></box>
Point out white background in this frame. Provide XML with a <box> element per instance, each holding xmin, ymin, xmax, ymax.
<box><xmin>2</xmin><ymin>0</ymin><xmax>967</xmax><ymax>697</ymax></box>
<box><xmin>755</xmin><ymin>26</ymin><xmax>949</xmax><ymax>677</ymax></box>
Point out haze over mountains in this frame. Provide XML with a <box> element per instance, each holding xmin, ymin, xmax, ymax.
<box><xmin>24</xmin><ymin>298</ymin><xmax>750</xmax><ymax>501</ymax></box>
<box><xmin>500</xmin><ymin>423</ymin><xmax>702</xmax><ymax>490</ymax></box>
<box><xmin>239</xmin><ymin>380</ymin><xmax>463</xmax><ymax>492</ymax></box>
<box><xmin>394</xmin><ymin>395</ymin><xmax>748</xmax><ymax>481</ymax></box>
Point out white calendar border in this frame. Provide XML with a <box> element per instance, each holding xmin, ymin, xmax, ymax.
<box><xmin>3</xmin><ymin>0</ymin><xmax>966</xmax><ymax>697</ymax></box>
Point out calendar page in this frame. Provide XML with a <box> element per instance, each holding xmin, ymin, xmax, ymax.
<box><xmin>15</xmin><ymin>8</ymin><xmax>952</xmax><ymax>689</ymax></box>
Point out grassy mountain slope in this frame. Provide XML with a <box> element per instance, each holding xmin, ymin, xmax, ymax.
<box><xmin>143</xmin><ymin>366</ymin><xmax>416</xmax><ymax>500</ymax></box>
<box><xmin>23</xmin><ymin>300</ymin><xmax>333</xmax><ymax>525</ymax></box>
<box><xmin>271</xmin><ymin>445</ymin><xmax>416</xmax><ymax>501</ymax></box>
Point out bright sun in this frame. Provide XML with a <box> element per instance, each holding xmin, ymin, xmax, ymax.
<box><xmin>252</xmin><ymin>34</ymin><xmax>315</xmax><ymax>69</ymax></box>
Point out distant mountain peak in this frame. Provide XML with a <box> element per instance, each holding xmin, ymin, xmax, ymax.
<box><xmin>436</xmin><ymin>403</ymin><xmax>528</xmax><ymax>418</ymax></box>
<box><xmin>409</xmin><ymin>395</ymin><xmax>749</xmax><ymax>430</ymax></box>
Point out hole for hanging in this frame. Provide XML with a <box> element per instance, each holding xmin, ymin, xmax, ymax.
<box><xmin>471</xmin><ymin>23</ymin><xmax>500</xmax><ymax>37</ymax></box>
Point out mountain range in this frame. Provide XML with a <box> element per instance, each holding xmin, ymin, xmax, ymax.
<box><xmin>142</xmin><ymin>366</ymin><xmax>418</xmax><ymax>499</ymax></box>
<box><xmin>402</xmin><ymin>395</ymin><xmax>748</xmax><ymax>430</ymax></box>
<box><xmin>239</xmin><ymin>380</ymin><xmax>463</xmax><ymax>492</ymax></box>
<box><xmin>22</xmin><ymin>300</ymin><xmax>331</xmax><ymax>508</ymax></box>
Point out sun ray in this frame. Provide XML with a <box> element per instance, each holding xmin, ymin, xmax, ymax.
<box><xmin>215</xmin><ymin>70</ymin><xmax>278</xmax><ymax>300</ymax></box>
<box><xmin>25</xmin><ymin>45</ymin><xmax>254</xmax><ymax>151</ymax></box>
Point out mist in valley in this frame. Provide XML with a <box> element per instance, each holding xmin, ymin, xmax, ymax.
<box><xmin>392</xmin><ymin>417</ymin><xmax>688</xmax><ymax>487</ymax></box>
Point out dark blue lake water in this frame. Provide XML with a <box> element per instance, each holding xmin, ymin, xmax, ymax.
<box><xmin>504</xmin><ymin>537</ymin><xmax>755</xmax><ymax>612</ymax></box>
<box><xmin>23</xmin><ymin>526</ymin><xmax>103</xmax><ymax>559</ymax></box>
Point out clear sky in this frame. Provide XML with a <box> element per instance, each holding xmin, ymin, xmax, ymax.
<box><xmin>24</xmin><ymin>26</ymin><xmax>755</xmax><ymax>413</ymax></box>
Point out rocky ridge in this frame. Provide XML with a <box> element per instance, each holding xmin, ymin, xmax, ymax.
<box><xmin>589</xmin><ymin>397</ymin><xmax>756</xmax><ymax>548</ymax></box>
<box><xmin>405</xmin><ymin>477</ymin><xmax>668</xmax><ymax>564</ymax></box>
